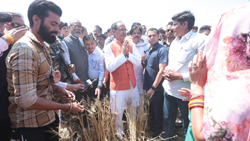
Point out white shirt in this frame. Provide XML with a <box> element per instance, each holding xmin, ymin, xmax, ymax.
<box><xmin>97</xmin><ymin>46</ymin><xmax>104</xmax><ymax>52</ymax></box>
<box><xmin>162</xmin><ymin>30</ymin><xmax>207</xmax><ymax>99</ymax></box>
<box><xmin>0</xmin><ymin>38</ymin><xmax>8</xmax><ymax>57</ymax></box>
<box><xmin>133</xmin><ymin>40</ymin><xmax>149</xmax><ymax>94</ymax></box>
<box><xmin>88</xmin><ymin>48</ymin><xmax>105</xmax><ymax>87</ymax></box>
<box><xmin>141</xmin><ymin>34</ymin><xmax>148</xmax><ymax>43</ymax></box>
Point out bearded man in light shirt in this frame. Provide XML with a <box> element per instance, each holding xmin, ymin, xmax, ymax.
<box><xmin>162</xmin><ymin>11</ymin><xmax>207</xmax><ymax>140</ymax></box>
<box><xmin>61</xmin><ymin>20</ymin><xmax>89</xmax><ymax>101</ymax></box>
<box><xmin>104</xmin><ymin>21</ymin><xmax>141</xmax><ymax>139</ymax></box>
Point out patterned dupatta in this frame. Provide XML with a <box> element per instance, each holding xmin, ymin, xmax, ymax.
<box><xmin>203</xmin><ymin>3</ymin><xmax>250</xmax><ymax>140</ymax></box>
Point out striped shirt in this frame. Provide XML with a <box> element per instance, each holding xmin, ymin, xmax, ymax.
<box><xmin>6</xmin><ymin>31</ymin><xmax>55</xmax><ymax>128</ymax></box>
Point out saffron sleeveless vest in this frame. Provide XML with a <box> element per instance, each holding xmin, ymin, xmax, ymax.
<box><xmin>109</xmin><ymin>40</ymin><xmax>136</xmax><ymax>90</ymax></box>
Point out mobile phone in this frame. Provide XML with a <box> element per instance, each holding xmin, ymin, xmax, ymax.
<box><xmin>82</xmin><ymin>79</ymin><xmax>98</xmax><ymax>89</ymax></box>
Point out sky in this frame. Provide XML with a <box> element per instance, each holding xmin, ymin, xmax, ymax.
<box><xmin>1</xmin><ymin>0</ymin><xmax>249</xmax><ymax>33</ymax></box>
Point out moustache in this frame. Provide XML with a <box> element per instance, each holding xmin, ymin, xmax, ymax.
<box><xmin>75</xmin><ymin>30</ymin><xmax>81</xmax><ymax>33</ymax></box>
<box><xmin>49</xmin><ymin>31</ymin><xmax>58</xmax><ymax>35</ymax></box>
<box><xmin>135</xmin><ymin>36</ymin><xmax>140</xmax><ymax>38</ymax></box>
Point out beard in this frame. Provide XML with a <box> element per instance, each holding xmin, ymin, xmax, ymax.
<box><xmin>38</xmin><ymin>20</ymin><xmax>58</xmax><ymax>43</ymax></box>
<box><xmin>72</xmin><ymin>29</ymin><xmax>82</xmax><ymax>38</ymax></box>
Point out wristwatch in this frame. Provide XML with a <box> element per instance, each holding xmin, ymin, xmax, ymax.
<box><xmin>151</xmin><ymin>86</ymin><xmax>156</xmax><ymax>90</ymax></box>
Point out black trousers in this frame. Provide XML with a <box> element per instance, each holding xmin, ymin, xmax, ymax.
<box><xmin>0</xmin><ymin>118</ymin><xmax>11</xmax><ymax>141</ymax></box>
<box><xmin>11</xmin><ymin>115</ymin><xmax>59</xmax><ymax>141</ymax></box>
<box><xmin>148</xmin><ymin>89</ymin><xmax>164</xmax><ymax>137</ymax></box>
<box><xmin>75</xmin><ymin>78</ymin><xmax>110</xmax><ymax>102</ymax></box>
<box><xmin>100</xmin><ymin>74</ymin><xmax>110</xmax><ymax>100</ymax></box>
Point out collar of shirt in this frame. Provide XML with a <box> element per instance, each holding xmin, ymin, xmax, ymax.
<box><xmin>161</xmin><ymin>39</ymin><xmax>167</xmax><ymax>43</ymax></box>
<box><xmin>26</xmin><ymin>31</ymin><xmax>45</xmax><ymax>47</ymax></box>
<box><xmin>97</xmin><ymin>46</ymin><xmax>104</xmax><ymax>52</ymax></box>
<box><xmin>135</xmin><ymin>39</ymin><xmax>148</xmax><ymax>48</ymax></box>
<box><xmin>176</xmin><ymin>30</ymin><xmax>193</xmax><ymax>43</ymax></box>
<box><xmin>149</xmin><ymin>42</ymin><xmax>161</xmax><ymax>52</ymax></box>
<box><xmin>114</xmin><ymin>38</ymin><xmax>124</xmax><ymax>44</ymax></box>
<box><xmin>91</xmin><ymin>47</ymin><xmax>98</xmax><ymax>55</ymax></box>
<box><xmin>69</xmin><ymin>34</ymin><xmax>79</xmax><ymax>40</ymax></box>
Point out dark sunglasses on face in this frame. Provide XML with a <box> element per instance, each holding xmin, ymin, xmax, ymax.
<box><xmin>160</xmin><ymin>31</ymin><xmax>166</xmax><ymax>34</ymax></box>
<box><xmin>166</xmin><ymin>29</ymin><xmax>174</xmax><ymax>33</ymax></box>
<box><xmin>5</xmin><ymin>22</ymin><xmax>27</xmax><ymax>28</ymax></box>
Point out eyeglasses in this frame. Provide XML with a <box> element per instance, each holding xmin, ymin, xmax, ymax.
<box><xmin>72</xmin><ymin>24</ymin><xmax>84</xmax><ymax>30</ymax></box>
<box><xmin>4</xmin><ymin>22</ymin><xmax>27</xmax><ymax>28</ymax></box>
<box><xmin>160</xmin><ymin>31</ymin><xmax>166</xmax><ymax>34</ymax></box>
<box><xmin>116</xmin><ymin>29</ymin><xmax>127</xmax><ymax>32</ymax></box>
<box><xmin>166</xmin><ymin>29</ymin><xmax>174</xmax><ymax>33</ymax></box>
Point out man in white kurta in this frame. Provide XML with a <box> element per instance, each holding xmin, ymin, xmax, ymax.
<box><xmin>104</xmin><ymin>21</ymin><xmax>141</xmax><ymax>139</ymax></box>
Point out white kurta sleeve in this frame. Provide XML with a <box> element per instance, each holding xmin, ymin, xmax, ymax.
<box><xmin>127</xmin><ymin>44</ymin><xmax>141</xmax><ymax>67</ymax></box>
<box><xmin>104</xmin><ymin>44</ymin><xmax>127</xmax><ymax>72</ymax></box>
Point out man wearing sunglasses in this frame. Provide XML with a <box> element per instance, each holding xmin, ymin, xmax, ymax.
<box><xmin>0</xmin><ymin>12</ymin><xmax>28</xmax><ymax>55</ymax></box>
<box><xmin>165</xmin><ymin>21</ymin><xmax>175</xmax><ymax>50</ymax></box>
<box><xmin>159</xmin><ymin>27</ymin><xmax>167</xmax><ymax>46</ymax></box>
<box><xmin>0</xmin><ymin>12</ymin><xmax>28</xmax><ymax>141</ymax></box>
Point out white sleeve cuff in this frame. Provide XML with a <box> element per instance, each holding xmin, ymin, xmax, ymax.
<box><xmin>182</xmin><ymin>73</ymin><xmax>190</xmax><ymax>82</ymax></box>
<box><xmin>54</xmin><ymin>81</ymin><xmax>68</xmax><ymax>89</ymax></box>
<box><xmin>72</xmin><ymin>73</ymin><xmax>78</xmax><ymax>81</ymax></box>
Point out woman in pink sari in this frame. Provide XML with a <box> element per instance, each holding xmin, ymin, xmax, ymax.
<box><xmin>178</xmin><ymin>3</ymin><xmax>250</xmax><ymax>141</ymax></box>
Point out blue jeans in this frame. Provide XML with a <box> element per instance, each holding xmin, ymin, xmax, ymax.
<box><xmin>162</xmin><ymin>91</ymin><xmax>189</xmax><ymax>141</ymax></box>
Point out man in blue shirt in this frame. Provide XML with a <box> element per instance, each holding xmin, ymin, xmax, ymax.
<box><xmin>144</xmin><ymin>28</ymin><xmax>168</xmax><ymax>138</ymax></box>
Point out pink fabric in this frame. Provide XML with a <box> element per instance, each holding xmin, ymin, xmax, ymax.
<box><xmin>203</xmin><ymin>3</ymin><xmax>250</xmax><ymax>140</ymax></box>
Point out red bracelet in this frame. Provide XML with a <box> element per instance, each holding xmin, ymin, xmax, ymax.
<box><xmin>75</xmin><ymin>78</ymin><xmax>81</xmax><ymax>83</ymax></box>
<box><xmin>190</xmin><ymin>94</ymin><xmax>204</xmax><ymax>101</ymax></box>
<box><xmin>189</xmin><ymin>105</ymin><xmax>204</xmax><ymax>110</ymax></box>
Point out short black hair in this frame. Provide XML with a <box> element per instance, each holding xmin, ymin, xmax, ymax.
<box><xmin>172</xmin><ymin>10</ymin><xmax>195</xmax><ymax>31</ymax></box>
<box><xmin>59</xmin><ymin>22</ymin><xmax>68</xmax><ymax>30</ymax></box>
<box><xmin>95</xmin><ymin>25</ymin><xmax>102</xmax><ymax>33</ymax></box>
<box><xmin>167</xmin><ymin>21</ymin><xmax>173</xmax><ymax>26</ymax></box>
<box><xmin>192</xmin><ymin>26</ymin><xmax>198</xmax><ymax>30</ymax></box>
<box><xmin>111</xmin><ymin>21</ymin><xmax>123</xmax><ymax>30</ymax></box>
<box><xmin>83</xmin><ymin>34</ymin><xmax>95</xmax><ymax>42</ymax></box>
<box><xmin>131</xmin><ymin>22</ymin><xmax>141</xmax><ymax>28</ymax></box>
<box><xmin>147</xmin><ymin>28</ymin><xmax>159</xmax><ymax>35</ymax></box>
<box><xmin>0</xmin><ymin>12</ymin><xmax>12</xmax><ymax>23</ymax></box>
<box><xmin>28</xmin><ymin>0</ymin><xmax>62</xmax><ymax>27</ymax></box>
<box><xmin>158</xmin><ymin>27</ymin><xmax>164</xmax><ymax>31</ymax></box>
<box><xmin>8</xmin><ymin>12</ymin><xmax>23</xmax><ymax>19</ymax></box>
<box><xmin>142</xmin><ymin>25</ymin><xmax>146</xmax><ymax>28</ymax></box>
<box><xmin>130</xmin><ymin>25</ymin><xmax>142</xmax><ymax>35</ymax></box>
<box><xmin>199</xmin><ymin>25</ymin><xmax>211</xmax><ymax>33</ymax></box>
<box><xmin>107</xmin><ymin>28</ymin><xmax>111</xmax><ymax>32</ymax></box>
<box><xmin>97</xmin><ymin>34</ymin><xmax>107</xmax><ymax>40</ymax></box>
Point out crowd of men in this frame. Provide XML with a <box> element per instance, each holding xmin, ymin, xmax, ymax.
<box><xmin>0</xmin><ymin>0</ymin><xmax>211</xmax><ymax>141</ymax></box>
